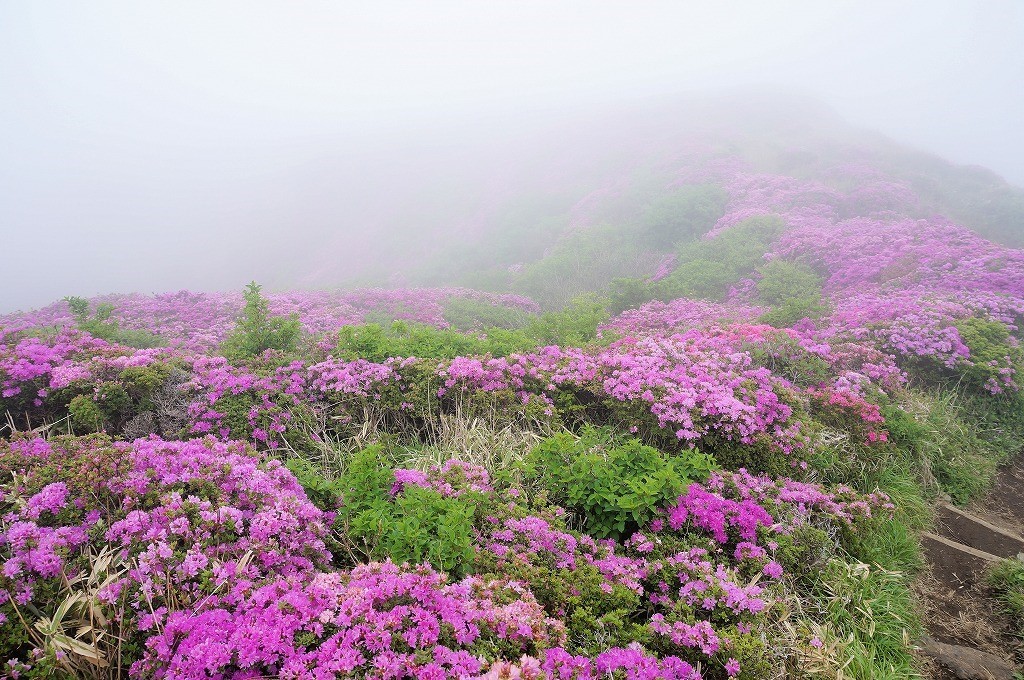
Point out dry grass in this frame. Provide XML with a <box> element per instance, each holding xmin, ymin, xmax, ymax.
<box><xmin>8</xmin><ymin>545</ymin><xmax>130</xmax><ymax>679</ymax></box>
<box><xmin>410</xmin><ymin>405</ymin><xmax>547</xmax><ymax>475</ymax></box>
<box><xmin>772</xmin><ymin>587</ymin><xmax>869</xmax><ymax>680</ymax></box>
<box><xmin>280</xmin><ymin>395</ymin><xmax>552</xmax><ymax>481</ymax></box>
<box><xmin>2</xmin><ymin>408</ymin><xmax>71</xmax><ymax>439</ymax></box>
<box><xmin>913</xmin><ymin>570</ymin><xmax>1006</xmax><ymax>655</ymax></box>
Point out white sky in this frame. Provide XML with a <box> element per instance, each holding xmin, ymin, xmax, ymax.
<box><xmin>1</xmin><ymin>1</ymin><xmax>1022</xmax><ymax>311</ymax></box>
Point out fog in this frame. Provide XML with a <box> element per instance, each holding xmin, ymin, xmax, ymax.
<box><xmin>1</xmin><ymin>1</ymin><xmax>1022</xmax><ymax>313</ymax></box>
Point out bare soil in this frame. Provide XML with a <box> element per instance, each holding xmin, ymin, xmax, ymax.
<box><xmin>916</xmin><ymin>453</ymin><xmax>1024</xmax><ymax>678</ymax></box>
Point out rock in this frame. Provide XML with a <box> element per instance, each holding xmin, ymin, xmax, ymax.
<box><xmin>920</xmin><ymin>636</ymin><xmax>1017</xmax><ymax>680</ymax></box>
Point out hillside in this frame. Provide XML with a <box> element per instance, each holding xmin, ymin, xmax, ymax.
<box><xmin>2</xmin><ymin>104</ymin><xmax>1024</xmax><ymax>679</ymax></box>
<box><xmin>295</xmin><ymin>96</ymin><xmax>1024</xmax><ymax>300</ymax></box>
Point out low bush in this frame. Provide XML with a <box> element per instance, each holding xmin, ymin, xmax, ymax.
<box><xmin>640</xmin><ymin>184</ymin><xmax>729</xmax><ymax>248</ymax></box>
<box><xmin>442</xmin><ymin>297</ymin><xmax>534</xmax><ymax>331</ymax></box>
<box><xmin>64</xmin><ymin>296</ymin><xmax>165</xmax><ymax>348</ymax></box>
<box><xmin>521</xmin><ymin>293</ymin><xmax>611</xmax><ymax>346</ymax></box>
<box><xmin>954</xmin><ymin>316</ymin><xmax>1024</xmax><ymax>394</ymax></box>
<box><xmin>221</xmin><ymin>282</ymin><xmax>301</xmax><ymax>360</ymax></box>
<box><xmin>67</xmin><ymin>382</ymin><xmax>131</xmax><ymax>433</ymax></box>
<box><xmin>334</xmin><ymin>320</ymin><xmax>533</xmax><ymax>362</ymax></box>
<box><xmin>608</xmin><ymin>276</ymin><xmax>654</xmax><ymax>315</ymax></box>
<box><xmin>523</xmin><ymin>427</ymin><xmax>715</xmax><ymax>539</ymax></box>
<box><xmin>754</xmin><ymin>259</ymin><xmax>828</xmax><ymax>327</ymax></box>
<box><xmin>512</xmin><ymin>225</ymin><xmax>649</xmax><ymax>309</ymax></box>
<box><xmin>654</xmin><ymin>215</ymin><xmax>787</xmax><ymax>303</ymax></box>
<box><xmin>334</xmin><ymin>447</ymin><xmax>479</xmax><ymax>576</ymax></box>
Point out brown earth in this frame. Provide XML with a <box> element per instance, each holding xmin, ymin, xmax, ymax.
<box><xmin>916</xmin><ymin>453</ymin><xmax>1024</xmax><ymax>679</ymax></box>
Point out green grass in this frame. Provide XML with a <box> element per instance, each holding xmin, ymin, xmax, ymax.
<box><xmin>899</xmin><ymin>388</ymin><xmax>1022</xmax><ymax>505</ymax></box>
<box><xmin>808</xmin><ymin>559</ymin><xmax>922</xmax><ymax>679</ymax></box>
<box><xmin>808</xmin><ymin>424</ymin><xmax>929</xmax><ymax>572</ymax></box>
<box><xmin>987</xmin><ymin>558</ymin><xmax>1024</xmax><ymax>638</ymax></box>
<box><xmin>805</xmin><ymin>383</ymin><xmax>1024</xmax><ymax>677</ymax></box>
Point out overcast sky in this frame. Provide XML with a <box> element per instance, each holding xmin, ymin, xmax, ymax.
<box><xmin>2</xmin><ymin>1</ymin><xmax>1022</xmax><ymax>312</ymax></box>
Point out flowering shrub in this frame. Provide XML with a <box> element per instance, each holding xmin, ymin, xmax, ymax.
<box><xmin>0</xmin><ymin>426</ymin><xmax>894</xmax><ymax>679</ymax></box>
<box><xmin>438</xmin><ymin>336</ymin><xmax>807</xmax><ymax>457</ymax></box>
<box><xmin>603</xmin><ymin>299</ymin><xmax>767</xmax><ymax>338</ymax></box>
<box><xmin>392</xmin><ymin>459</ymin><xmax>494</xmax><ymax>498</ymax></box>
<box><xmin>140</xmin><ymin>562</ymin><xmax>564</xmax><ymax>680</ymax></box>
<box><xmin>481</xmin><ymin>644</ymin><xmax>711</xmax><ymax>679</ymax></box>
<box><xmin>0</xmin><ymin>435</ymin><xmax>329</xmax><ymax>675</ymax></box>
<box><xmin>1</xmin><ymin>288</ymin><xmax>540</xmax><ymax>353</ymax></box>
<box><xmin>3</xmin><ymin>311</ymin><xmax>908</xmax><ymax>471</ymax></box>
<box><xmin>807</xmin><ymin>385</ymin><xmax>888</xmax><ymax>444</ymax></box>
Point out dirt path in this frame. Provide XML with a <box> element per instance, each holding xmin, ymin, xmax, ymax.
<box><xmin>916</xmin><ymin>453</ymin><xmax>1024</xmax><ymax>679</ymax></box>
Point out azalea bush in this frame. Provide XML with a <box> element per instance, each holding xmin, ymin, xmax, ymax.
<box><xmin>1</xmin><ymin>431</ymin><xmax>894</xmax><ymax>678</ymax></box>
<box><xmin>0</xmin><ymin>434</ymin><xmax>329</xmax><ymax>676</ymax></box>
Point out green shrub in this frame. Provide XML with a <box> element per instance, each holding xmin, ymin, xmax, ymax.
<box><xmin>512</xmin><ymin>225</ymin><xmax>648</xmax><ymax>308</ymax></box>
<box><xmin>285</xmin><ymin>457</ymin><xmax>346</xmax><ymax>512</ymax></box>
<box><xmin>657</xmin><ymin>259</ymin><xmax>734</xmax><ymax>300</ymax></box>
<box><xmin>335</xmin><ymin>447</ymin><xmax>478</xmax><ymax>576</ymax></box>
<box><xmin>608</xmin><ymin>277</ymin><xmax>654</xmax><ymax>315</ymax></box>
<box><xmin>522</xmin><ymin>294</ymin><xmax>611</xmax><ymax>347</ymax></box>
<box><xmin>760</xmin><ymin>298</ymin><xmax>828</xmax><ymax>328</ymax></box>
<box><xmin>755</xmin><ymin>260</ymin><xmax>823</xmax><ymax>306</ymax></box>
<box><xmin>954</xmin><ymin>316</ymin><xmax>1024</xmax><ymax>393</ymax></box>
<box><xmin>755</xmin><ymin>259</ymin><xmax>828</xmax><ymax>327</ymax></box>
<box><xmin>333</xmin><ymin>321</ymin><xmax>533</xmax><ymax>362</ymax></box>
<box><xmin>655</xmin><ymin>216</ymin><xmax>786</xmax><ymax>302</ymax></box>
<box><xmin>119</xmin><ymin>362</ymin><xmax>174</xmax><ymax>412</ymax></box>
<box><xmin>221</xmin><ymin>282</ymin><xmax>301</xmax><ymax>360</ymax></box>
<box><xmin>706</xmin><ymin>435</ymin><xmax>795</xmax><ymax>478</ymax></box>
<box><xmin>333</xmin><ymin>323</ymin><xmax>393</xmax><ymax>362</ymax></box>
<box><xmin>68</xmin><ymin>383</ymin><xmax>131</xmax><ymax>433</ymax></box>
<box><xmin>64</xmin><ymin>296</ymin><xmax>165</xmax><ymax>348</ymax></box>
<box><xmin>69</xmin><ymin>394</ymin><xmax>104</xmax><ymax>432</ymax></box>
<box><xmin>524</xmin><ymin>427</ymin><xmax>715</xmax><ymax>539</ymax></box>
<box><xmin>640</xmin><ymin>184</ymin><xmax>729</xmax><ymax>248</ymax></box>
<box><xmin>376</xmin><ymin>487</ymin><xmax>477</xmax><ymax>575</ymax></box>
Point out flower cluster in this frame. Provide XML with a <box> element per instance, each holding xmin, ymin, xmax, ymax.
<box><xmin>666</xmin><ymin>162</ymin><xmax>1024</xmax><ymax>394</ymax></box>
<box><xmin>1</xmin><ymin>435</ymin><xmax>329</xmax><ymax>670</ymax></box>
<box><xmin>1</xmin><ymin>288</ymin><xmax>540</xmax><ymax>352</ymax></box>
<box><xmin>439</xmin><ymin>335</ymin><xmax>805</xmax><ymax>453</ymax></box>
<box><xmin>0</xmin><ymin>331</ymin><xmax>163</xmax><ymax>405</ymax></box>
<box><xmin>141</xmin><ymin>562</ymin><xmax>564</xmax><ymax>680</ymax></box>
<box><xmin>392</xmin><ymin>459</ymin><xmax>493</xmax><ymax>498</ymax></box>
<box><xmin>480</xmin><ymin>645</ymin><xmax>704</xmax><ymax>680</ymax></box>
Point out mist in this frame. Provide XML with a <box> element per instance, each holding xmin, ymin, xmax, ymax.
<box><xmin>2</xmin><ymin>0</ymin><xmax>1022</xmax><ymax>313</ymax></box>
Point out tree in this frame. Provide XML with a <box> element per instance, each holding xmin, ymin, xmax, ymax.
<box><xmin>221</xmin><ymin>282</ymin><xmax>301</xmax><ymax>359</ymax></box>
